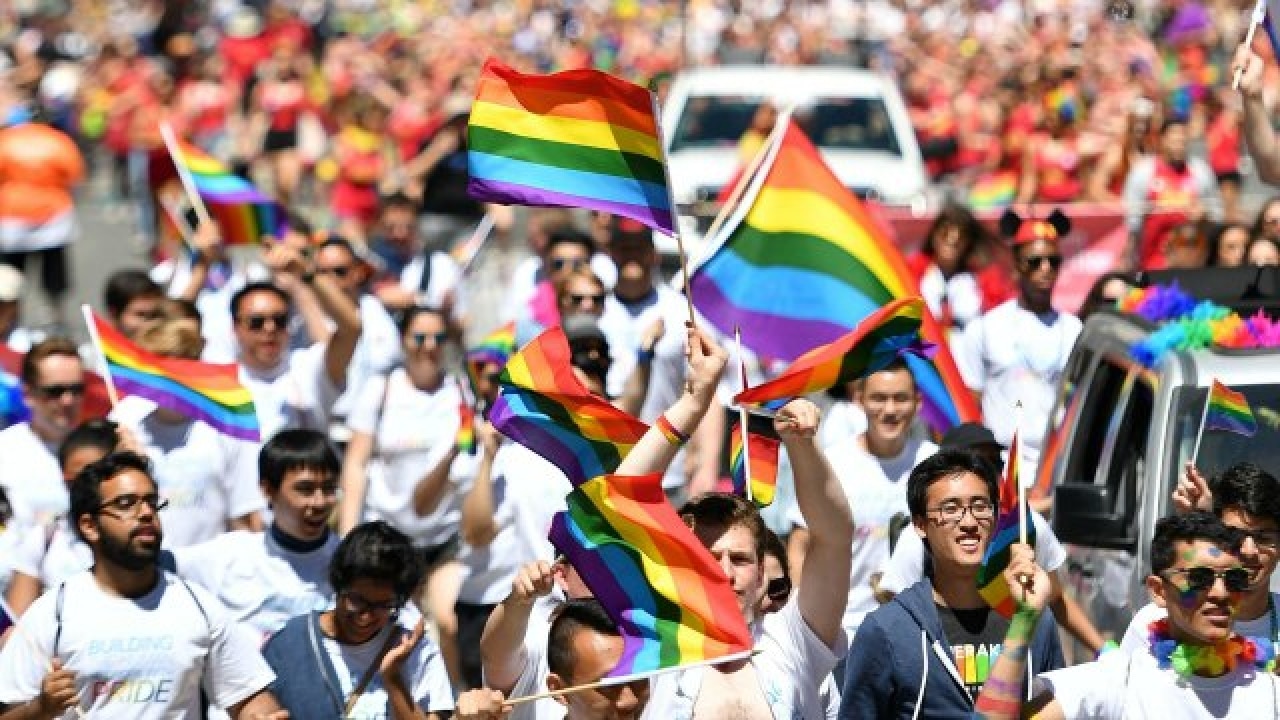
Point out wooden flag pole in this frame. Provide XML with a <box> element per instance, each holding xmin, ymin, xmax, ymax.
<box><xmin>735</xmin><ymin>326</ymin><xmax>753</xmax><ymax>503</ymax></box>
<box><xmin>1015</xmin><ymin>400</ymin><xmax>1027</xmax><ymax>546</ymax></box>
<box><xmin>1234</xmin><ymin>0</ymin><xmax>1266</xmax><ymax>90</ymax></box>
<box><xmin>650</xmin><ymin>93</ymin><xmax>698</xmax><ymax>329</ymax></box>
<box><xmin>80</xmin><ymin>304</ymin><xmax>119</xmax><ymax>408</ymax></box>
<box><xmin>504</xmin><ymin>650</ymin><xmax>756</xmax><ymax>707</ymax></box>
<box><xmin>158</xmin><ymin>121</ymin><xmax>214</xmax><ymax>230</ymax></box>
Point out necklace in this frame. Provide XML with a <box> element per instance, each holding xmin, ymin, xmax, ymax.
<box><xmin>1147</xmin><ymin>618</ymin><xmax>1276</xmax><ymax>677</ymax></box>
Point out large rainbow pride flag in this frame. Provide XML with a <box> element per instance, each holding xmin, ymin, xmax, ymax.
<box><xmin>168</xmin><ymin>141</ymin><xmax>286</xmax><ymax>245</ymax></box>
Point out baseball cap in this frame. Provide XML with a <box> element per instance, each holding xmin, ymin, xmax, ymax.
<box><xmin>940</xmin><ymin>422</ymin><xmax>1000</xmax><ymax>451</ymax></box>
<box><xmin>0</xmin><ymin>265</ymin><xmax>24</xmax><ymax>302</ymax></box>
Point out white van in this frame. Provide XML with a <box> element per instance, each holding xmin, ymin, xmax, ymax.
<box><xmin>659</xmin><ymin>66</ymin><xmax>928</xmax><ymax>255</ymax></box>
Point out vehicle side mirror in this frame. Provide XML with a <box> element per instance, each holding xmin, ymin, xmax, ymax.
<box><xmin>1052</xmin><ymin>484</ymin><xmax>1137</xmax><ymax>551</ymax></box>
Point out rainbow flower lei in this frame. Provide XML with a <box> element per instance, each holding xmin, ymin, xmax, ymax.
<box><xmin>1118</xmin><ymin>283</ymin><xmax>1280</xmax><ymax>367</ymax></box>
<box><xmin>1147</xmin><ymin>618</ymin><xmax>1277</xmax><ymax>677</ymax></box>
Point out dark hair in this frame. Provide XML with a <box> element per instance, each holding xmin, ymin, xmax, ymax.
<box><xmin>1207</xmin><ymin>223</ymin><xmax>1250</xmax><ymax>267</ymax></box>
<box><xmin>104</xmin><ymin>269</ymin><xmax>162</xmax><ymax>319</ymax></box>
<box><xmin>545</xmin><ymin>227</ymin><xmax>595</xmax><ymax>259</ymax></box>
<box><xmin>68</xmin><ymin>451</ymin><xmax>154</xmax><ymax>542</ymax></box>
<box><xmin>861</xmin><ymin>358</ymin><xmax>917</xmax><ymax>395</ymax></box>
<box><xmin>1079</xmin><ymin>271</ymin><xmax>1131</xmax><ymax>320</ymax></box>
<box><xmin>922</xmin><ymin>203</ymin><xmax>992</xmax><ymax>269</ymax></box>
<box><xmin>1150</xmin><ymin>511</ymin><xmax>1244</xmax><ymax>575</ymax></box>
<box><xmin>329</xmin><ymin>521</ymin><xmax>424</xmax><ymax>600</ymax></box>
<box><xmin>230</xmin><ymin>281</ymin><xmax>290</xmax><ymax>321</ymax></box>
<box><xmin>1160</xmin><ymin>116</ymin><xmax>1188</xmax><ymax>135</ymax></box>
<box><xmin>680</xmin><ymin>492</ymin><xmax>766</xmax><ymax>562</ymax></box>
<box><xmin>906</xmin><ymin>449</ymin><xmax>999</xmax><ymax>518</ymax></box>
<box><xmin>396</xmin><ymin>305</ymin><xmax>447</xmax><ymax>337</ymax></box>
<box><xmin>547</xmin><ymin>598</ymin><xmax>620</xmax><ymax>680</ymax></box>
<box><xmin>1251</xmin><ymin>196</ymin><xmax>1280</xmax><ymax>241</ymax></box>
<box><xmin>317</xmin><ymin>235</ymin><xmax>358</xmax><ymax>258</ymax></box>
<box><xmin>1212</xmin><ymin>463</ymin><xmax>1280</xmax><ymax>525</ymax></box>
<box><xmin>285</xmin><ymin>210</ymin><xmax>314</xmax><ymax>237</ymax></box>
<box><xmin>259</xmin><ymin>429</ymin><xmax>341</xmax><ymax>491</ymax></box>
<box><xmin>21</xmin><ymin>336</ymin><xmax>81</xmax><ymax>386</ymax></box>
<box><xmin>380</xmin><ymin>192</ymin><xmax>417</xmax><ymax>214</ymax></box>
<box><xmin>58</xmin><ymin>420</ymin><xmax>120</xmax><ymax>470</ymax></box>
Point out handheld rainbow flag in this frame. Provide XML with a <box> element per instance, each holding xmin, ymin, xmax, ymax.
<box><xmin>456</xmin><ymin>378</ymin><xmax>477</xmax><ymax>455</ymax></box>
<box><xmin>729</xmin><ymin>420</ymin><xmax>780</xmax><ymax>508</ymax></box>
<box><xmin>466</xmin><ymin>57</ymin><xmax>675</xmax><ymax>236</ymax></box>
<box><xmin>549</xmin><ymin>473</ymin><xmax>753</xmax><ymax>678</ymax></box>
<box><xmin>967</xmin><ymin>171</ymin><xmax>1018</xmax><ymax>210</ymax></box>
<box><xmin>1205</xmin><ymin>379</ymin><xmax>1257</xmax><ymax>436</ymax></box>
<box><xmin>466</xmin><ymin>322</ymin><xmax>517</xmax><ymax>395</ymax></box>
<box><xmin>689</xmin><ymin>119</ymin><xmax>978</xmax><ymax>434</ymax></box>
<box><xmin>166</xmin><ymin>141</ymin><xmax>287</xmax><ymax>245</ymax></box>
<box><xmin>977</xmin><ymin>431</ymin><xmax>1035</xmax><ymax>618</ymax></box>
<box><xmin>734</xmin><ymin>297</ymin><xmax>935</xmax><ymax>407</ymax></box>
<box><xmin>88</xmin><ymin>312</ymin><xmax>260</xmax><ymax>441</ymax></box>
<box><xmin>490</xmin><ymin>326</ymin><xmax>649</xmax><ymax>485</ymax></box>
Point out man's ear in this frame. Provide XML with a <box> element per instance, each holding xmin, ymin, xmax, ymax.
<box><xmin>913</xmin><ymin>514</ymin><xmax>929</xmax><ymax>541</ymax></box>
<box><xmin>546</xmin><ymin>673</ymin><xmax>570</xmax><ymax>707</ymax></box>
<box><xmin>76</xmin><ymin>513</ymin><xmax>99</xmax><ymax>545</ymax></box>
<box><xmin>1146</xmin><ymin>574</ymin><xmax>1168</xmax><ymax>609</ymax></box>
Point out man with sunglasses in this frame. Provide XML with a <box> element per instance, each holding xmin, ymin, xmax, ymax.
<box><xmin>507</xmin><ymin>227</ymin><xmax>599</xmax><ymax>341</ymax></box>
<box><xmin>0</xmin><ymin>451</ymin><xmax>288</xmax><ymax>719</ymax></box>
<box><xmin>954</xmin><ymin>209</ymin><xmax>1081</xmax><ymax>485</ymax></box>
<box><xmin>972</xmin><ymin>513</ymin><xmax>1278</xmax><ymax>718</ymax></box>
<box><xmin>0</xmin><ymin>338</ymin><xmax>85</xmax><ymax>529</ymax></box>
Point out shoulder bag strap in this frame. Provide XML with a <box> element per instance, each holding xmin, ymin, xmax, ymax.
<box><xmin>342</xmin><ymin>626</ymin><xmax>400</xmax><ymax>717</ymax></box>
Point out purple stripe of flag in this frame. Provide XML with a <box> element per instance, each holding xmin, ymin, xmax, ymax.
<box><xmin>469</xmin><ymin>177</ymin><xmax>675</xmax><ymax>236</ymax></box>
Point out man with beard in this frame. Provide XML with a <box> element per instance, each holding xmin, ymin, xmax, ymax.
<box><xmin>0</xmin><ymin>452</ymin><xmax>287</xmax><ymax>719</ymax></box>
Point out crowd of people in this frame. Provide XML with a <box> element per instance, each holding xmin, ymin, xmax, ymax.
<box><xmin>0</xmin><ymin>0</ymin><xmax>1278</xmax><ymax>718</ymax></box>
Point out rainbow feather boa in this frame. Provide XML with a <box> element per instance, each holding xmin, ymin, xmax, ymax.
<box><xmin>1118</xmin><ymin>283</ymin><xmax>1280</xmax><ymax>367</ymax></box>
<box><xmin>1148</xmin><ymin>618</ymin><xmax>1276</xmax><ymax>677</ymax></box>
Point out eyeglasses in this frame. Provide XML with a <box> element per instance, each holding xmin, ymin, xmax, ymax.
<box><xmin>340</xmin><ymin>591</ymin><xmax>402</xmax><ymax>616</ymax></box>
<box><xmin>926</xmin><ymin>500</ymin><xmax>995</xmax><ymax>525</ymax></box>
<box><xmin>1162</xmin><ymin>566</ymin><xmax>1251</xmax><ymax>594</ymax></box>
<box><xmin>241</xmin><ymin>313</ymin><xmax>289</xmax><ymax>332</ymax></box>
<box><xmin>97</xmin><ymin>493</ymin><xmax>168</xmax><ymax>517</ymax></box>
<box><xmin>316</xmin><ymin>265</ymin><xmax>352</xmax><ymax>278</ymax></box>
<box><xmin>549</xmin><ymin>257</ymin><xmax>587</xmax><ymax>272</ymax></box>
<box><xmin>569</xmin><ymin>292</ymin><xmax>605</xmax><ymax>307</ymax></box>
<box><xmin>1020</xmin><ymin>254</ymin><xmax>1063</xmax><ymax>271</ymax></box>
<box><xmin>766</xmin><ymin>576</ymin><xmax>792</xmax><ymax>604</ymax></box>
<box><xmin>37</xmin><ymin>383</ymin><xmax>85</xmax><ymax>400</ymax></box>
<box><xmin>411</xmin><ymin>331</ymin><xmax>450</xmax><ymax>348</ymax></box>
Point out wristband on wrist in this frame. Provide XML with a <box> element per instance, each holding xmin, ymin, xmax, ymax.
<box><xmin>655</xmin><ymin>414</ymin><xmax>690</xmax><ymax>447</ymax></box>
<box><xmin>636</xmin><ymin>346</ymin><xmax>655</xmax><ymax>366</ymax></box>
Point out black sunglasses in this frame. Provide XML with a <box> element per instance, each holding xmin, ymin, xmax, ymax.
<box><xmin>569</xmin><ymin>292</ymin><xmax>606</xmax><ymax>307</ymax></box>
<box><xmin>766</xmin><ymin>576</ymin><xmax>792</xmax><ymax>603</ymax></box>
<box><xmin>411</xmin><ymin>331</ymin><xmax>450</xmax><ymax>348</ymax></box>
<box><xmin>1163</xmin><ymin>566</ymin><xmax>1251</xmax><ymax>594</ymax></box>
<box><xmin>1021</xmin><ymin>254</ymin><xmax>1063</xmax><ymax>271</ymax></box>
<box><xmin>242</xmin><ymin>313</ymin><xmax>290</xmax><ymax>332</ymax></box>
<box><xmin>38</xmin><ymin>383</ymin><xmax>85</xmax><ymax>400</ymax></box>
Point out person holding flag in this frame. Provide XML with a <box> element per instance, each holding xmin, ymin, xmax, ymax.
<box><xmin>1234</xmin><ymin>1</ymin><xmax>1280</xmax><ymax>185</ymax></box>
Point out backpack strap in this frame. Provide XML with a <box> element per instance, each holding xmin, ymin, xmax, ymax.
<box><xmin>52</xmin><ymin>582</ymin><xmax>65</xmax><ymax>656</ymax></box>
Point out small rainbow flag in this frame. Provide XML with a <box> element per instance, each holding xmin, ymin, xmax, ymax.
<box><xmin>1206</xmin><ymin>379</ymin><xmax>1257</xmax><ymax>436</ymax></box>
<box><xmin>90</xmin><ymin>313</ymin><xmax>260</xmax><ymax>441</ymax></box>
<box><xmin>467</xmin><ymin>58</ymin><xmax>675</xmax><ymax>236</ymax></box>
<box><xmin>967</xmin><ymin>171</ymin><xmax>1018</xmax><ymax>210</ymax></box>
<box><xmin>169</xmin><ymin>141</ymin><xmax>287</xmax><ymax>245</ymax></box>
<box><xmin>489</xmin><ymin>326</ymin><xmax>649</xmax><ymax>485</ymax></box>
<box><xmin>466</xmin><ymin>322</ymin><xmax>517</xmax><ymax>394</ymax></box>
<box><xmin>549</xmin><ymin>473</ymin><xmax>753</xmax><ymax>678</ymax></box>
<box><xmin>729</xmin><ymin>419</ymin><xmax>780</xmax><ymax>508</ymax></box>
<box><xmin>734</xmin><ymin>297</ymin><xmax>935</xmax><ymax>407</ymax></box>
<box><xmin>977</xmin><ymin>431</ymin><xmax>1035</xmax><ymax>618</ymax></box>
<box><xmin>456</xmin><ymin>378</ymin><xmax>476</xmax><ymax>455</ymax></box>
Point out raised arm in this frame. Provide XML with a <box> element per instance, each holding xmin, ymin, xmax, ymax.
<box><xmin>1235</xmin><ymin>44</ymin><xmax>1280</xmax><ymax>184</ymax></box>
<box><xmin>460</xmin><ymin>422</ymin><xmax>503</xmax><ymax>548</ymax></box>
<box><xmin>480</xmin><ymin>560</ymin><xmax>557</xmax><ymax>695</ymax></box>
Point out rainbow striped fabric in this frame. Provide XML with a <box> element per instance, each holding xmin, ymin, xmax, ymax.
<box><xmin>466</xmin><ymin>58</ymin><xmax>675</xmax><ymax>236</ymax></box>
<box><xmin>171</xmin><ymin>141</ymin><xmax>286</xmax><ymax>245</ymax></box>
<box><xmin>734</xmin><ymin>297</ymin><xmax>934</xmax><ymax>407</ymax></box>
<box><xmin>690</xmin><ymin>120</ymin><xmax>977</xmax><ymax>434</ymax></box>
<box><xmin>489</xmin><ymin>326</ymin><xmax>649</xmax><ymax>485</ymax></box>
<box><xmin>967</xmin><ymin>171</ymin><xmax>1018</xmax><ymax>210</ymax></box>
<box><xmin>977</xmin><ymin>431</ymin><xmax>1035</xmax><ymax>618</ymax></box>
<box><xmin>466</xmin><ymin>322</ymin><xmax>517</xmax><ymax>394</ymax></box>
<box><xmin>456</xmin><ymin>378</ymin><xmax>477</xmax><ymax>455</ymax></box>
<box><xmin>549</xmin><ymin>473</ymin><xmax>754</xmax><ymax>678</ymax></box>
<box><xmin>92</xmin><ymin>313</ymin><xmax>260</xmax><ymax>440</ymax></box>
<box><xmin>729</xmin><ymin>420</ymin><xmax>780</xmax><ymax>508</ymax></box>
<box><xmin>1206</xmin><ymin>379</ymin><xmax>1257</xmax><ymax>436</ymax></box>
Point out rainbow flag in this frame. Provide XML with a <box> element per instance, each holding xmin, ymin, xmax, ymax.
<box><xmin>467</xmin><ymin>58</ymin><xmax>675</xmax><ymax>236</ymax></box>
<box><xmin>1206</xmin><ymin>379</ymin><xmax>1257</xmax><ymax>436</ymax></box>
<box><xmin>91</xmin><ymin>313</ymin><xmax>260</xmax><ymax>441</ymax></box>
<box><xmin>967</xmin><ymin>171</ymin><xmax>1018</xmax><ymax>210</ymax></box>
<box><xmin>169</xmin><ymin>141</ymin><xmax>287</xmax><ymax>245</ymax></box>
<box><xmin>490</xmin><ymin>326</ymin><xmax>649</xmax><ymax>485</ymax></box>
<box><xmin>729</xmin><ymin>420</ymin><xmax>780</xmax><ymax>508</ymax></box>
<box><xmin>690</xmin><ymin>120</ymin><xmax>978</xmax><ymax>434</ymax></box>
<box><xmin>1259</xmin><ymin>0</ymin><xmax>1280</xmax><ymax>60</ymax></box>
<box><xmin>549</xmin><ymin>473</ymin><xmax>753</xmax><ymax>678</ymax></box>
<box><xmin>977</xmin><ymin>431</ymin><xmax>1036</xmax><ymax>618</ymax></box>
<box><xmin>466</xmin><ymin>322</ymin><xmax>517</xmax><ymax>394</ymax></box>
<box><xmin>456</xmin><ymin>378</ymin><xmax>477</xmax><ymax>455</ymax></box>
<box><xmin>734</xmin><ymin>297</ymin><xmax>934</xmax><ymax>407</ymax></box>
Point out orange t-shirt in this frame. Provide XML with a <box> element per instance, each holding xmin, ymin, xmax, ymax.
<box><xmin>0</xmin><ymin>123</ymin><xmax>85</xmax><ymax>225</ymax></box>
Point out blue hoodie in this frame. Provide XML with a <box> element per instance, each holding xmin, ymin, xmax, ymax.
<box><xmin>838</xmin><ymin>578</ymin><xmax>1064</xmax><ymax>719</ymax></box>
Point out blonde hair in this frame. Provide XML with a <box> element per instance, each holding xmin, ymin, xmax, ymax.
<box><xmin>135</xmin><ymin>318</ymin><xmax>205</xmax><ymax>360</ymax></box>
<box><xmin>555</xmin><ymin>268</ymin><xmax>605</xmax><ymax>311</ymax></box>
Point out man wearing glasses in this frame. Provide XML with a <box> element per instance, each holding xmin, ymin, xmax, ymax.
<box><xmin>0</xmin><ymin>338</ymin><xmax>85</xmax><ymax>528</ymax></box>
<box><xmin>841</xmin><ymin>449</ymin><xmax>1063</xmax><ymax>719</ymax></box>
<box><xmin>0</xmin><ymin>451</ymin><xmax>288</xmax><ymax>719</ymax></box>
<box><xmin>954</xmin><ymin>209</ymin><xmax>1081</xmax><ymax>487</ymax></box>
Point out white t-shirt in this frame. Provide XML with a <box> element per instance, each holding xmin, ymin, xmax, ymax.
<box><xmin>9</xmin><ymin>515</ymin><xmax>91</xmax><ymax>588</ymax></box>
<box><xmin>819</xmin><ymin>401</ymin><xmax>867</xmax><ymax>450</ymax></box>
<box><xmin>1118</xmin><ymin>593</ymin><xmax>1280</xmax><ymax>655</ymax></box>
<box><xmin>499</xmin><ymin>594</ymin><xmax>564</xmax><ymax>720</ymax></box>
<box><xmin>0</xmin><ymin>571</ymin><xmax>275</xmax><ymax>718</ymax></box>
<box><xmin>1039</xmin><ymin>645</ymin><xmax>1280</xmax><ymax>718</ymax></box>
<box><xmin>879</xmin><ymin>509</ymin><xmax>1068</xmax><ymax>595</ymax></box>
<box><xmin>150</xmin><ymin>257</ymin><xmax>268</xmax><ymax>364</ymax></box>
<box><xmin>646</xmin><ymin>599</ymin><xmax>845</xmax><ymax>720</ymax></box>
<box><xmin>347</xmin><ymin>369</ymin><xmax>473</xmax><ymax>547</ymax></box>
<box><xmin>331</xmin><ymin>294</ymin><xmax>402</xmax><ymax>422</ymax></box>
<box><xmin>918</xmin><ymin>265</ymin><xmax>984</xmax><ymax>331</ymax></box>
<box><xmin>240</xmin><ymin>343</ymin><xmax>341</xmax><ymax>439</ymax></box>
<box><xmin>400</xmin><ymin>250</ymin><xmax>467</xmax><ymax>321</ymax></box>
<box><xmin>110</xmin><ymin>396</ymin><xmax>265</xmax><ymax>548</ymax></box>
<box><xmin>321</xmin><ymin>618</ymin><xmax>454</xmax><ymax>719</ymax></box>
<box><xmin>173</xmin><ymin>529</ymin><xmax>338</xmax><ymax>641</ymax></box>
<box><xmin>789</xmin><ymin>435</ymin><xmax>937</xmax><ymax>635</ymax></box>
<box><xmin>501</xmin><ymin>254</ymin><xmax>617</xmax><ymax>324</ymax></box>
<box><xmin>0</xmin><ymin>422</ymin><xmax>65</xmax><ymax>527</ymax></box>
<box><xmin>954</xmin><ymin>300</ymin><xmax>1081</xmax><ymax>479</ymax></box>
<box><xmin>456</xmin><ymin>442</ymin><xmax>571</xmax><ymax>605</ymax></box>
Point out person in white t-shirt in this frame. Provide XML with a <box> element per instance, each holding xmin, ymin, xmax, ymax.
<box><xmin>0</xmin><ymin>451</ymin><xmax>286</xmax><ymax>719</ymax></box>
<box><xmin>789</xmin><ymin>360</ymin><xmax>937</xmax><ymax>638</ymax></box>
<box><xmin>369</xmin><ymin>193</ymin><xmax>467</xmax><ymax>333</ymax></box>
<box><xmin>972</xmin><ymin>514</ymin><xmax>1279</xmax><ymax>719</ymax></box>
<box><xmin>173</xmin><ymin>429</ymin><xmax>342</xmax><ymax>642</ymax></box>
<box><xmin>109</xmin><ymin>317</ymin><xmax>265</xmax><ymax>548</ymax></box>
<box><xmin>262</xmin><ymin>521</ymin><xmax>454</xmax><ymax>719</ymax></box>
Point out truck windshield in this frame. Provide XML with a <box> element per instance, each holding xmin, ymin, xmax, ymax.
<box><xmin>1170</xmin><ymin>384</ymin><xmax>1280</xmax><ymax>481</ymax></box>
<box><xmin>669</xmin><ymin>96</ymin><xmax>903</xmax><ymax>156</ymax></box>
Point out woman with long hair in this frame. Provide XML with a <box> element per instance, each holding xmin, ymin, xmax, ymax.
<box><xmin>905</xmin><ymin>203</ymin><xmax>1013</xmax><ymax>333</ymax></box>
